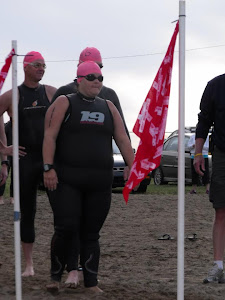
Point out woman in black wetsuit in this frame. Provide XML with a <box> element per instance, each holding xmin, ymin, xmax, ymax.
<box><xmin>43</xmin><ymin>61</ymin><xmax>134</xmax><ymax>293</ymax></box>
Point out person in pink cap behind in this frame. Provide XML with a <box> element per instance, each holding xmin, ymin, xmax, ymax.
<box><xmin>52</xmin><ymin>47</ymin><xmax>129</xmax><ymax>138</ymax></box>
<box><xmin>43</xmin><ymin>61</ymin><xmax>134</xmax><ymax>293</ymax></box>
<box><xmin>0</xmin><ymin>51</ymin><xmax>57</xmax><ymax>277</ymax></box>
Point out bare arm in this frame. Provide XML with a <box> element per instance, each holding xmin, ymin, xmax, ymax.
<box><xmin>43</xmin><ymin>95</ymin><xmax>69</xmax><ymax>190</ymax></box>
<box><xmin>0</xmin><ymin>116</ymin><xmax>8</xmax><ymax>185</ymax></box>
<box><xmin>0</xmin><ymin>116</ymin><xmax>7</xmax><ymax>161</ymax></box>
<box><xmin>0</xmin><ymin>92</ymin><xmax>12</xmax><ymax>184</ymax></box>
<box><xmin>0</xmin><ymin>89</ymin><xmax>13</xmax><ymax>117</ymax></box>
<box><xmin>0</xmin><ymin>90</ymin><xmax>26</xmax><ymax>157</ymax></box>
<box><xmin>107</xmin><ymin>101</ymin><xmax>134</xmax><ymax>176</ymax></box>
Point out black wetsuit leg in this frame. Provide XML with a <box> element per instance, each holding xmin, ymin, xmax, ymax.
<box><xmin>19</xmin><ymin>153</ymin><xmax>43</xmax><ymax>243</ymax></box>
<box><xmin>80</xmin><ymin>187</ymin><xmax>111</xmax><ymax>287</ymax></box>
<box><xmin>0</xmin><ymin>179</ymin><xmax>6</xmax><ymax>196</ymax></box>
<box><xmin>48</xmin><ymin>182</ymin><xmax>82</xmax><ymax>282</ymax></box>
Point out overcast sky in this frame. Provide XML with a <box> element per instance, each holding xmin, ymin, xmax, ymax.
<box><xmin>1</xmin><ymin>0</ymin><xmax>225</xmax><ymax>136</ymax></box>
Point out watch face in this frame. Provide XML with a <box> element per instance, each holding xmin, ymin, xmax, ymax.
<box><xmin>44</xmin><ymin>164</ymin><xmax>53</xmax><ymax>172</ymax></box>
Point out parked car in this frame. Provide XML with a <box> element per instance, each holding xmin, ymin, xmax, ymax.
<box><xmin>112</xmin><ymin>140</ymin><xmax>151</xmax><ymax>193</ymax></box>
<box><xmin>167</xmin><ymin>126</ymin><xmax>213</xmax><ymax>139</ymax></box>
<box><xmin>152</xmin><ymin>133</ymin><xmax>212</xmax><ymax>185</ymax></box>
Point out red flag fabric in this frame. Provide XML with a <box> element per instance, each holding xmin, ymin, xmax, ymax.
<box><xmin>0</xmin><ymin>49</ymin><xmax>15</xmax><ymax>94</ymax></box>
<box><xmin>123</xmin><ymin>22</ymin><xmax>179</xmax><ymax>203</ymax></box>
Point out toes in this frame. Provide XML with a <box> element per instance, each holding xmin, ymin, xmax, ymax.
<box><xmin>64</xmin><ymin>281</ymin><xmax>79</xmax><ymax>289</ymax></box>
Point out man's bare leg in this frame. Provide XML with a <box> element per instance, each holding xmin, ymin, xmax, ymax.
<box><xmin>213</xmin><ymin>208</ymin><xmax>225</xmax><ymax>260</ymax></box>
<box><xmin>22</xmin><ymin>242</ymin><xmax>34</xmax><ymax>276</ymax></box>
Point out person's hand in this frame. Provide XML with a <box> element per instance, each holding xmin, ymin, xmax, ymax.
<box><xmin>123</xmin><ymin>166</ymin><xmax>140</xmax><ymax>191</ymax></box>
<box><xmin>1</xmin><ymin>145</ymin><xmax>27</xmax><ymax>157</ymax></box>
<box><xmin>18</xmin><ymin>146</ymin><xmax>27</xmax><ymax>157</ymax></box>
<box><xmin>43</xmin><ymin>169</ymin><xmax>58</xmax><ymax>191</ymax></box>
<box><xmin>123</xmin><ymin>166</ymin><xmax>130</xmax><ymax>181</ymax></box>
<box><xmin>194</xmin><ymin>155</ymin><xmax>205</xmax><ymax>176</ymax></box>
<box><xmin>0</xmin><ymin>164</ymin><xmax>8</xmax><ymax>186</ymax></box>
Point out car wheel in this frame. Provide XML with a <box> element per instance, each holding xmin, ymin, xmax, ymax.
<box><xmin>153</xmin><ymin>168</ymin><xmax>163</xmax><ymax>185</ymax></box>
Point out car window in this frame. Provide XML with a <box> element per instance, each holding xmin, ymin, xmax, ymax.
<box><xmin>163</xmin><ymin>139</ymin><xmax>170</xmax><ymax>150</ymax></box>
<box><xmin>112</xmin><ymin>140</ymin><xmax>120</xmax><ymax>154</ymax></box>
<box><xmin>164</xmin><ymin>136</ymin><xmax>178</xmax><ymax>151</ymax></box>
<box><xmin>184</xmin><ymin>136</ymin><xmax>190</xmax><ymax>148</ymax></box>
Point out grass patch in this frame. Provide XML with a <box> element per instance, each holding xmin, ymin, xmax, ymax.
<box><xmin>146</xmin><ymin>182</ymin><xmax>207</xmax><ymax>195</ymax></box>
<box><xmin>112</xmin><ymin>182</ymin><xmax>207</xmax><ymax>195</ymax></box>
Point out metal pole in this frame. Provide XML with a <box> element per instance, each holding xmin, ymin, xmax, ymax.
<box><xmin>12</xmin><ymin>40</ymin><xmax>22</xmax><ymax>300</ymax></box>
<box><xmin>177</xmin><ymin>1</ymin><xmax>186</xmax><ymax>300</ymax></box>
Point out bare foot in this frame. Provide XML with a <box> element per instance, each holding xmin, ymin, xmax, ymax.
<box><xmin>46</xmin><ymin>281</ymin><xmax>59</xmax><ymax>293</ymax></box>
<box><xmin>0</xmin><ymin>198</ymin><xmax>4</xmax><ymax>205</ymax></box>
<box><xmin>22</xmin><ymin>265</ymin><xmax>34</xmax><ymax>277</ymax></box>
<box><xmin>86</xmin><ymin>286</ymin><xmax>103</xmax><ymax>293</ymax></box>
<box><xmin>64</xmin><ymin>270</ymin><xmax>79</xmax><ymax>289</ymax></box>
<box><xmin>10</xmin><ymin>198</ymin><xmax>14</xmax><ymax>204</ymax></box>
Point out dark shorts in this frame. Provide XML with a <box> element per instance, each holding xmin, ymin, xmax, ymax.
<box><xmin>209</xmin><ymin>146</ymin><xmax>225</xmax><ymax>209</ymax></box>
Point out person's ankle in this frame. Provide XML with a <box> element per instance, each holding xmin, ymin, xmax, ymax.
<box><xmin>214</xmin><ymin>260</ymin><xmax>223</xmax><ymax>269</ymax></box>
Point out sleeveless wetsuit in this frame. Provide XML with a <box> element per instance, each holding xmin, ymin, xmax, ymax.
<box><xmin>49</xmin><ymin>92</ymin><xmax>114</xmax><ymax>287</ymax></box>
<box><xmin>51</xmin><ymin>79</ymin><xmax>130</xmax><ymax>138</ymax></box>
<box><xmin>18</xmin><ymin>83</ymin><xmax>50</xmax><ymax>243</ymax></box>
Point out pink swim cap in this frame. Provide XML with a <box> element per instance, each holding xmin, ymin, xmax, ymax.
<box><xmin>77</xmin><ymin>61</ymin><xmax>102</xmax><ymax>83</ymax></box>
<box><xmin>79</xmin><ymin>47</ymin><xmax>102</xmax><ymax>64</ymax></box>
<box><xmin>23</xmin><ymin>51</ymin><xmax>44</xmax><ymax>68</ymax></box>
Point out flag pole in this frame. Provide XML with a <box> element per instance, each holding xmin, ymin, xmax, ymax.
<box><xmin>177</xmin><ymin>1</ymin><xmax>186</xmax><ymax>300</ymax></box>
<box><xmin>12</xmin><ymin>40</ymin><xmax>22</xmax><ymax>300</ymax></box>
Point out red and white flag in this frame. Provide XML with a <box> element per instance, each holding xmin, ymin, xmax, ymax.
<box><xmin>123</xmin><ymin>22</ymin><xmax>179</xmax><ymax>203</ymax></box>
<box><xmin>0</xmin><ymin>49</ymin><xmax>15</xmax><ymax>94</ymax></box>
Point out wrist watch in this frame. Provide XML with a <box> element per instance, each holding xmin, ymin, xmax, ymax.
<box><xmin>43</xmin><ymin>164</ymin><xmax>54</xmax><ymax>172</ymax></box>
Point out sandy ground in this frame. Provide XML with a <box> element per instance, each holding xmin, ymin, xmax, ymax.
<box><xmin>0</xmin><ymin>187</ymin><xmax>225</xmax><ymax>300</ymax></box>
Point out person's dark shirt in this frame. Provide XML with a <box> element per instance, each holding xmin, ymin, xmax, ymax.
<box><xmin>196</xmin><ymin>73</ymin><xmax>225</xmax><ymax>152</ymax></box>
<box><xmin>52</xmin><ymin>80</ymin><xmax>130</xmax><ymax>138</ymax></box>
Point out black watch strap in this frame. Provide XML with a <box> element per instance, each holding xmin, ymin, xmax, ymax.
<box><xmin>43</xmin><ymin>164</ymin><xmax>54</xmax><ymax>172</ymax></box>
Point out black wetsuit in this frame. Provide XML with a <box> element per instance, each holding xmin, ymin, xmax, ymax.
<box><xmin>49</xmin><ymin>92</ymin><xmax>114</xmax><ymax>287</ymax></box>
<box><xmin>52</xmin><ymin>79</ymin><xmax>130</xmax><ymax>138</ymax></box>
<box><xmin>18</xmin><ymin>83</ymin><xmax>50</xmax><ymax>243</ymax></box>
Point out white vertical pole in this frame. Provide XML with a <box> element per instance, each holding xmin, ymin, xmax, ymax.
<box><xmin>177</xmin><ymin>1</ymin><xmax>186</xmax><ymax>300</ymax></box>
<box><xmin>12</xmin><ymin>40</ymin><xmax>22</xmax><ymax>300</ymax></box>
